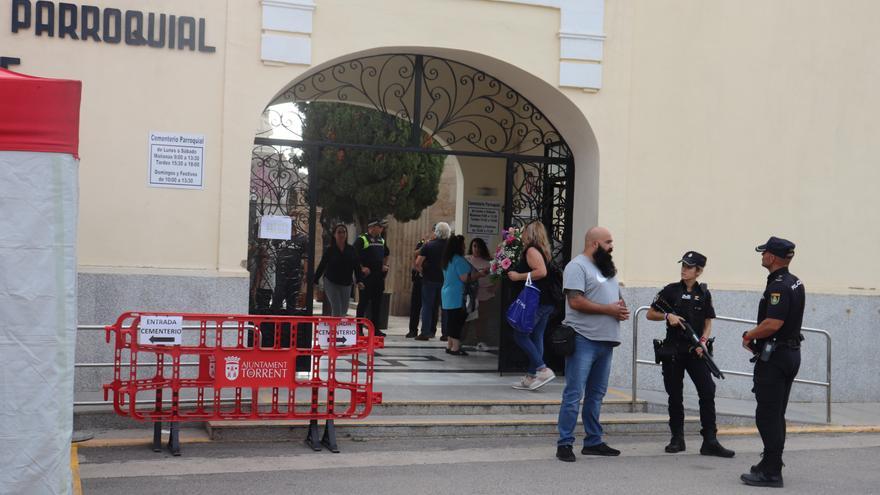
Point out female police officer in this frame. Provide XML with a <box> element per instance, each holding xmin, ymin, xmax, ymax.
<box><xmin>646</xmin><ymin>251</ymin><xmax>734</xmax><ymax>458</ymax></box>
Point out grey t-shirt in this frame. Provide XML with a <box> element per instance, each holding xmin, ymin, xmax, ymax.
<box><xmin>563</xmin><ymin>254</ymin><xmax>622</xmax><ymax>345</ymax></box>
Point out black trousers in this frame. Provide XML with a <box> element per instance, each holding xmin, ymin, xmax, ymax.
<box><xmin>270</xmin><ymin>276</ymin><xmax>301</xmax><ymax>314</ymax></box>
<box><xmin>409</xmin><ymin>276</ymin><xmax>422</xmax><ymax>334</ymax></box>
<box><xmin>356</xmin><ymin>275</ymin><xmax>384</xmax><ymax>333</ymax></box>
<box><xmin>753</xmin><ymin>347</ymin><xmax>801</xmax><ymax>468</ymax></box>
<box><xmin>443</xmin><ymin>308</ymin><xmax>467</xmax><ymax>340</ymax></box>
<box><xmin>662</xmin><ymin>350</ymin><xmax>717</xmax><ymax>436</ymax></box>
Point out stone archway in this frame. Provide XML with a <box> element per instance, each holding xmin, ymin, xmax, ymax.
<box><xmin>249</xmin><ymin>50</ymin><xmax>596</xmax><ymax>372</ymax></box>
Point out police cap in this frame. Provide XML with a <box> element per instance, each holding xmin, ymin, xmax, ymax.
<box><xmin>367</xmin><ymin>219</ymin><xmax>382</xmax><ymax>228</ymax></box>
<box><xmin>678</xmin><ymin>251</ymin><xmax>707</xmax><ymax>267</ymax></box>
<box><xmin>755</xmin><ymin>236</ymin><xmax>795</xmax><ymax>258</ymax></box>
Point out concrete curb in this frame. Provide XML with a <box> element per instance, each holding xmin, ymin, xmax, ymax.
<box><xmin>718</xmin><ymin>425</ymin><xmax>880</xmax><ymax>436</ymax></box>
<box><xmin>75</xmin><ymin>423</ymin><xmax>880</xmax><ymax>448</ymax></box>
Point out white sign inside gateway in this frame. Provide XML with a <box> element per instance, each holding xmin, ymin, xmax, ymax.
<box><xmin>316</xmin><ymin>321</ymin><xmax>358</xmax><ymax>347</ymax></box>
<box><xmin>259</xmin><ymin>215</ymin><xmax>292</xmax><ymax>240</ymax></box>
<box><xmin>467</xmin><ymin>200</ymin><xmax>501</xmax><ymax>235</ymax></box>
<box><xmin>148</xmin><ymin>132</ymin><xmax>205</xmax><ymax>189</ymax></box>
<box><xmin>139</xmin><ymin>315</ymin><xmax>183</xmax><ymax>346</ymax></box>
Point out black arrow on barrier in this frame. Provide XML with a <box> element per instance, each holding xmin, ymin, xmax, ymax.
<box><xmin>149</xmin><ymin>336</ymin><xmax>176</xmax><ymax>344</ymax></box>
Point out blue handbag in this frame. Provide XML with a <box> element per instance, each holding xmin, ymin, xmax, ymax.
<box><xmin>506</xmin><ymin>273</ymin><xmax>540</xmax><ymax>333</ymax></box>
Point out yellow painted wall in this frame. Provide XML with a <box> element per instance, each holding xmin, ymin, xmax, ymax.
<box><xmin>4</xmin><ymin>0</ymin><xmax>878</xmax><ymax>295</ymax></box>
<box><xmin>616</xmin><ymin>0</ymin><xmax>880</xmax><ymax>293</ymax></box>
<box><xmin>3</xmin><ymin>0</ymin><xmax>230</xmax><ymax>274</ymax></box>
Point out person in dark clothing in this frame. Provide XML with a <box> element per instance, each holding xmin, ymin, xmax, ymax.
<box><xmin>740</xmin><ymin>236</ymin><xmax>805</xmax><ymax>488</ymax></box>
<box><xmin>647</xmin><ymin>251</ymin><xmax>734</xmax><ymax>458</ymax></box>
<box><xmin>355</xmin><ymin>219</ymin><xmax>390</xmax><ymax>337</ymax></box>
<box><xmin>270</xmin><ymin>230</ymin><xmax>308</xmax><ymax>315</ymax></box>
<box><xmin>314</xmin><ymin>224</ymin><xmax>360</xmax><ymax>317</ymax></box>
<box><xmin>407</xmin><ymin>233</ymin><xmax>431</xmax><ymax>338</ymax></box>
<box><xmin>414</xmin><ymin>222</ymin><xmax>450</xmax><ymax>340</ymax></box>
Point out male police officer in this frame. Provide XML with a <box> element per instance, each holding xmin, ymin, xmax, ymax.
<box><xmin>740</xmin><ymin>236</ymin><xmax>805</xmax><ymax>488</ymax></box>
<box><xmin>356</xmin><ymin>219</ymin><xmax>390</xmax><ymax>337</ymax></box>
<box><xmin>647</xmin><ymin>251</ymin><xmax>734</xmax><ymax>458</ymax></box>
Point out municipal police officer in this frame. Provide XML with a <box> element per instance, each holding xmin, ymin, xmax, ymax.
<box><xmin>647</xmin><ymin>251</ymin><xmax>734</xmax><ymax>458</ymax></box>
<box><xmin>355</xmin><ymin>219</ymin><xmax>390</xmax><ymax>337</ymax></box>
<box><xmin>740</xmin><ymin>237</ymin><xmax>805</xmax><ymax>488</ymax></box>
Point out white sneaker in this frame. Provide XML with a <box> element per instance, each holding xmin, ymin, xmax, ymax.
<box><xmin>512</xmin><ymin>375</ymin><xmax>536</xmax><ymax>390</ymax></box>
<box><xmin>475</xmin><ymin>342</ymin><xmax>489</xmax><ymax>352</ymax></box>
<box><xmin>529</xmin><ymin>368</ymin><xmax>556</xmax><ymax>390</ymax></box>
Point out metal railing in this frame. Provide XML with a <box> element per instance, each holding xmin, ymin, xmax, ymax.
<box><xmin>75</xmin><ymin>325</ymin><xmax>261</xmax><ymax>408</ymax></box>
<box><xmin>631</xmin><ymin>306</ymin><xmax>832</xmax><ymax>423</ymax></box>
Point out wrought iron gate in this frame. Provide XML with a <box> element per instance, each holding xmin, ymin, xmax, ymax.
<box><xmin>499</xmin><ymin>142</ymin><xmax>574</xmax><ymax>373</ymax></box>
<box><xmin>247</xmin><ymin>53</ymin><xmax>576</xmax><ymax>373</ymax></box>
<box><xmin>248</xmin><ymin>143</ymin><xmax>316</xmax><ymax>316</ymax></box>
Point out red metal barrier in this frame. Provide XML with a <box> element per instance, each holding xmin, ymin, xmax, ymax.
<box><xmin>102</xmin><ymin>312</ymin><xmax>384</xmax><ymax>423</ymax></box>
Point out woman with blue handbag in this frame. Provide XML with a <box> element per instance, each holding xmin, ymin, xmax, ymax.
<box><xmin>507</xmin><ymin>221</ymin><xmax>556</xmax><ymax>390</ymax></box>
<box><xmin>441</xmin><ymin>235</ymin><xmax>488</xmax><ymax>355</ymax></box>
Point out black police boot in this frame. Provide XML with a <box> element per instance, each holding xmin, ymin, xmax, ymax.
<box><xmin>741</xmin><ymin>456</ymin><xmax>783</xmax><ymax>487</ymax></box>
<box><xmin>750</xmin><ymin>454</ymin><xmax>767</xmax><ymax>473</ymax></box>
<box><xmin>700</xmin><ymin>430</ymin><xmax>735</xmax><ymax>458</ymax></box>
<box><xmin>664</xmin><ymin>435</ymin><xmax>685</xmax><ymax>453</ymax></box>
<box><xmin>751</xmin><ymin>456</ymin><xmax>784</xmax><ymax>473</ymax></box>
<box><xmin>740</xmin><ymin>470</ymin><xmax>783</xmax><ymax>488</ymax></box>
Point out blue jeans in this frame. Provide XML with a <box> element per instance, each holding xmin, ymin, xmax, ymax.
<box><xmin>511</xmin><ymin>304</ymin><xmax>554</xmax><ymax>375</ymax></box>
<box><xmin>419</xmin><ymin>280</ymin><xmax>442</xmax><ymax>337</ymax></box>
<box><xmin>557</xmin><ymin>334</ymin><xmax>615</xmax><ymax>447</ymax></box>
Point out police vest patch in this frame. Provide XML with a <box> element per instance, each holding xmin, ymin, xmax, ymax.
<box><xmin>770</xmin><ymin>293</ymin><xmax>781</xmax><ymax>305</ymax></box>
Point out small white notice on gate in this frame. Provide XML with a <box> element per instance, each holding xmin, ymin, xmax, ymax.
<box><xmin>316</xmin><ymin>321</ymin><xmax>358</xmax><ymax>347</ymax></box>
<box><xmin>259</xmin><ymin>215</ymin><xmax>292</xmax><ymax>240</ymax></box>
<box><xmin>139</xmin><ymin>315</ymin><xmax>183</xmax><ymax>346</ymax></box>
<box><xmin>467</xmin><ymin>200</ymin><xmax>501</xmax><ymax>235</ymax></box>
<box><xmin>148</xmin><ymin>132</ymin><xmax>205</xmax><ymax>189</ymax></box>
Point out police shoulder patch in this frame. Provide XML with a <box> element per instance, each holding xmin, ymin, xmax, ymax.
<box><xmin>769</xmin><ymin>293</ymin><xmax>781</xmax><ymax>305</ymax></box>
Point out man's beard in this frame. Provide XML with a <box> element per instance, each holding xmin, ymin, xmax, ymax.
<box><xmin>594</xmin><ymin>246</ymin><xmax>617</xmax><ymax>278</ymax></box>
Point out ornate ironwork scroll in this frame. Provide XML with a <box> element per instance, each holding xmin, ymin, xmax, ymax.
<box><xmin>272</xmin><ymin>55</ymin><xmax>416</xmax><ymax>127</ymax></box>
<box><xmin>248</xmin><ymin>144</ymin><xmax>311</xmax><ymax>315</ymax></box>
<box><xmin>506</xmin><ymin>148</ymin><xmax>573</xmax><ymax>264</ymax></box>
<box><xmin>270</xmin><ymin>54</ymin><xmax>569</xmax><ymax>155</ymax></box>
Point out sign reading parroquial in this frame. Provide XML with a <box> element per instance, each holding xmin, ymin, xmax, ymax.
<box><xmin>139</xmin><ymin>315</ymin><xmax>183</xmax><ymax>346</ymax></box>
<box><xmin>316</xmin><ymin>321</ymin><xmax>357</xmax><ymax>347</ymax></box>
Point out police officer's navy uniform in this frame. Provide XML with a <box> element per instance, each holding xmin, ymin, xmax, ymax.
<box><xmin>745</xmin><ymin>237</ymin><xmax>805</xmax><ymax>486</ymax></box>
<box><xmin>651</xmin><ymin>251</ymin><xmax>733</xmax><ymax>457</ymax></box>
<box><xmin>355</xmin><ymin>223</ymin><xmax>390</xmax><ymax>335</ymax></box>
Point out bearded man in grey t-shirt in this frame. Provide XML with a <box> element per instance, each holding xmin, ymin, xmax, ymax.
<box><xmin>555</xmin><ymin>226</ymin><xmax>630</xmax><ymax>462</ymax></box>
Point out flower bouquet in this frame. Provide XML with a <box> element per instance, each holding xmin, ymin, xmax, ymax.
<box><xmin>489</xmin><ymin>227</ymin><xmax>524</xmax><ymax>281</ymax></box>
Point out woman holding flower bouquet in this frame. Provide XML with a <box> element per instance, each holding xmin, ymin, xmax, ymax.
<box><xmin>441</xmin><ymin>235</ymin><xmax>488</xmax><ymax>355</ymax></box>
<box><xmin>507</xmin><ymin>221</ymin><xmax>556</xmax><ymax>390</ymax></box>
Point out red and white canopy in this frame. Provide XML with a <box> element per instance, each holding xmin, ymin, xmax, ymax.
<box><xmin>0</xmin><ymin>68</ymin><xmax>81</xmax><ymax>494</ymax></box>
<box><xmin>0</xmin><ymin>68</ymin><xmax>81</xmax><ymax>157</ymax></box>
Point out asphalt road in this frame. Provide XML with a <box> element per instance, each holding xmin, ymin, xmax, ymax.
<box><xmin>78</xmin><ymin>432</ymin><xmax>880</xmax><ymax>494</ymax></box>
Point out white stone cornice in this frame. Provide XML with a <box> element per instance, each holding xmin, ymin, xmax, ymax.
<box><xmin>261</xmin><ymin>0</ymin><xmax>315</xmax><ymax>65</ymax></box>
<box><xmin>559</xmin><ymin>32</ymin><xmax>606</xmax><ymax>42</ymax></box>
<box><xmin>487</xmin><ymin>0</ymin><xmax>605</xmax><ymax>90</ymax></box>
<box><xmin>262</xmin><ymin>0</ymin><xmax>316</xmax><ymax>11</ymax></box>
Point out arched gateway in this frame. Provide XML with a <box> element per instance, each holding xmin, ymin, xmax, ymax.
<box><xmin>248</xmin><ymin>53</ymin><xmax>575</xmax><ymax>372</ymax></box>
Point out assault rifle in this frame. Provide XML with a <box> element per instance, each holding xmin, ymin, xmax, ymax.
<box><xmin>654</xmin><ymin>297</ymin><xmax>725</xmax><ymax>379</ymax></box>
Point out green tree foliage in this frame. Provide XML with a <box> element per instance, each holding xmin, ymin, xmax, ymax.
<box><xmin>296</xmin><ymin>102</ymin><xmax>446</xmax><ymax>232</ymax></box>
